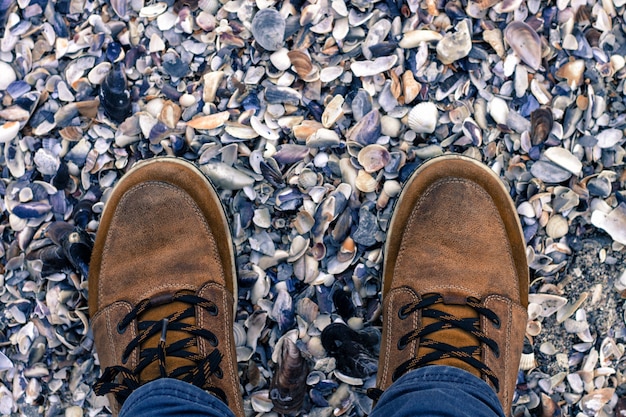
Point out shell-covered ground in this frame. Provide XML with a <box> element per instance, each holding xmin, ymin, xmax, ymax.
<box><xmin>1</xmin><ymin>0</ymin><xmax>626</xmax><ymax>416</ymax></box>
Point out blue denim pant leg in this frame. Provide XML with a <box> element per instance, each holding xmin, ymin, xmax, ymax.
<box><xmin>370</xmin><ymin>365</ymin><xmax>506</xmax><ymax>417</ymax></box>
<box><xmin>118</xmin><ymin>378</ymin><xmax>235</xmax><ymax>417</ymax></box>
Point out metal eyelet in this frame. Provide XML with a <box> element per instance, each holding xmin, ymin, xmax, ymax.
<box><xmin>398</xmin><ymin>306</ymin><xmax>409</xmax><ymax>320</ymax></box>
<box><xmin>208</xmin><ymin>305</ymin><xmax>218</xmax><ymax>316</ymax></box>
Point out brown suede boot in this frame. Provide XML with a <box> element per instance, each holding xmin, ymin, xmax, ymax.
<box><xmin>374</xmin><ymin>155</ymin><xmax>528</xmax><ymax>414</ymax></box>
<box><xmin>89</xmin><ymin>157</ymin><xmax>244</xmax><ymax>417</ymax></box>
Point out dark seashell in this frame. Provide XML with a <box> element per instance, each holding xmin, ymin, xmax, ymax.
<box><xmin>46</xmin><ymin>221</ymin><xmax>93</xmax><ymax>277</ymax></box>
<box><xmin>162</xmin><ymin>51</ymin><xmax>190</xmax><ymax>78</ymax></box>
<box><xmin>351</xmin><ymin>89</ymin><xmax>372</xmax><ymax>121</ymax></box>
<box><xmin>332</xmin><ymin>288</ymin><xmax>356</xmax><ymax>320</ymax></box>
<box><xmin>238</xmin><ymin>268</ymin><xmax>259</xmax><ymax>288</ymax></box>
<box><xmin>72</xmin><ymin>199</ymin><xmax>94</xmax><ymax>229</ymax></box>
<box><xmin>27</xmin><ymin>245</ymin><xmax>66</xmax><ymax>276</ymax></box>
<box><xmin>331</xmin><ymin>209</ymin><xmax>352</xmax><ymax>244</ymax></box>
<box><xmin>570</xmin><ymin>29</ymin><xmax>592</xmax><ymax>59</ymax></box>
<box><xmin>106</xmin><ymin>42</ymin><xmax>124</xmax><ymax>63</ymax></box>
<box><xmin>368</xmin><ymin>42</ymin><xmax>398</xmax><ymax>58</ymax></box>
<box><xmin>270</xmin><ymin>338</ymin><xmax>308</xmax><ymax>414</ymax></box>
<box><xmin>273</xmin><ymin>144</ymin><xmax>309</xmax><ymax>165</ymax></box>
<box><xmin>47</xmin><ymin>6</ymin><xmax>69</xmax><ymax>38</ymax></box>
<box><xmin>587</xmin><ymin>176</ymin><xmax>611</xmax><ymax>198</ymax></box>
<box><xmin>584</xmin><ymin>28</ymin><xmax>601</xmax><ymax>48</ymax></box>
<box><xmin>315</xmin><ymin>285</ymin><xmax>334</xmax><ymax>314</ymax></box>
<box><xmin>241</xmin><ymin>91</ymin><xmax>261</xmax><ymax>113</ymax></box>
<box><xmin>347</xmin><ymin>109</ymin><xmax>381</xmax><ymax>145</ymax></box>
<box><xmin>265</xmin><ymin>85</ymin><xmax>301</xmax><ymax>106</ymax></box>
<box><xmin>260</xmin><ymin>159</ymin><xmax>284</xmax><ymax>187</ymax></box>
<box><xmin>530</xmin><ymin>108</ymin><xmax>553</xmax><ymax>145</ymax></box>
<box><xmin>352</xmin><ymin>204</ymin><xmax>380</xmax><ymax>246</ymax></box>
<box><xmin>504</xmin><ymin>21</ymin><xmax>542</xmax><ymax>70</ymax></box>
<box><xmin>305</xmin><ymin>100</ymin><xmax>323</xmax><ymax>122</ymax></box>
<box><xmin>50</xmin><ymin>191</ymin><xmax>67</xmax><ymax>219</ymax></box>
<box><xmin>0</xmin><ymin>0</ymin><xmax>16</xmax><ymax>28</ymax></box>
<box><xmin>309</xmin><ymin>389</ymin><xmax>329</xmax><ymax>407</ymax></box>
<box><xmin>272</xmin><ymin>289</ymin><xmax>295</xmax><ymax>332</ymax></box>
<box><xmin>100</xmin><ymin>64</ymin><xmax>132</xmax><ymax>123</ymax></box>
<box><xmin>7</xmin><ymin>80</ymin><xmax>30</xmax><ymax>99</ymax></box>
<box><xmin>12</xmin><ymin>202</ymin><xmax>52</xmax><ymax>219</ymax></box>
<box><xmin>321</xmin><ymin>323</ymin><xmax>378</xmax><ymax>378</ymax></box>
<box><xmin>173</xmin><ymin>0</ymin><xmax>198</xmax><ymax>12</ymax></box>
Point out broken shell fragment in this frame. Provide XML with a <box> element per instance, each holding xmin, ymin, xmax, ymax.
<box><xmin>251</xmin><ymin>8</ymin><xmax>285</xmax><ymax>51</ymax></box>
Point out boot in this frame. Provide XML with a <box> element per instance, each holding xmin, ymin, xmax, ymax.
<box><xmin>89</xmin><ymin>157</ymin><xmax>244</xmax><ymax>416</ymax></box>
<box><xmin>374</xmin><ymin>155</ymin><xmax>528</xmax><ymax>414</ymax></box>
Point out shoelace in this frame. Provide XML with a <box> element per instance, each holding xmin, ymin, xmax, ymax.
<box><xmin>94</xmin><ymin>291</ymin><xmax>226</xmax><ymax>405</ymax></box>
<box><xmin>368</xmin><ymin>293</ymin><xmax>501</xmax><ymax>401</ymax></box>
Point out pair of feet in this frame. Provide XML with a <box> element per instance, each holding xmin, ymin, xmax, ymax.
<box><xmin>88</xmin><ymin>155</ymin><xmax>528</xmax><ymax>416</ymax></box>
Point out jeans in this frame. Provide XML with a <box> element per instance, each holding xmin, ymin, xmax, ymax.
<box><xmin>119</xmin><ymin>365</ymin><xmax>506</xmax><ymax>417</ymax></box>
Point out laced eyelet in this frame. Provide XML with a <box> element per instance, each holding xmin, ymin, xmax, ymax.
<box><xmin>492</xmin><ymin>317</ymin><xmax>501</xmax><ymax>329</ymax></box>
<box><xmin>493</xmin><ymin>345</ymin><xmax>500</xmax><ymax>359</ymax></box>
<box><xmin>215</xmin><ymin>368</ymin><xmax>224</xmax><ymax>379</ymax></box>
<box><xmin>397</xmin><ymin>337</ymin><xmax>408</xmax><ymax>351</ymax></box>
<box><xmin>209</xmin><ymin>335</ymin><xmax>218</xmax><ymax>347</ymax></box>
<box><xmin>398</xmin><ymin>306</ymin><xmax>409</xmax><ymax>320</ymax></box>
<box><xmin>208</xmin><ymin>305</ymin><xmax>218</xmax><ymax>316</ymax></box>
<box><xmin>117</xmin><ymin>322</ymin><xmax>126</xmax><ymax>334</ymax></box>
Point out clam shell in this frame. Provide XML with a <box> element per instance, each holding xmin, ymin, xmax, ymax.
<box><xmin>357</xmin><ymin>144</ymin><xmax>391</xmax><ymax>173</ymax></box>
<box><xmin>407</xmin><ymin>102</ymin><xmax>438</xmax><ymax>134</ymax></box>
<box><xmin>251</xmin><ymin>8</ymin><xmax>285</xmax><ymax>51</ymax></box>
<box><xmin>187</xmin><ymin>111</ymin><xmax>230</xmax><ymax>130</ymax></box>
<box><xmin>504</xmin><ymin>21</ymin><xmax>542</xmax><ymax>70</ymax></box>
<box><xmin>355</xmin><ymin>170</ymin><xmax>378</xmax><ymax>193</ymax></box>
<box><xmin>270</xmin><ymin>338</ymin><xmax>308</xmax><ymax>414</ymax></box>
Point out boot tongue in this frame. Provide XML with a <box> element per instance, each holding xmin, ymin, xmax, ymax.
<box><xmin>417</xmin><ymin>296</ymin><xmax>482</xmax><ymax>379</ymax></box>
<box><xmin>137</xmin><ymin>300</ymin><xmax>201</xmax><ymax>383</ymax></box>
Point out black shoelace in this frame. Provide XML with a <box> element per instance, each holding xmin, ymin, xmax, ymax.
<box><xmin>368</xmin><ymin>293</ymin><xmax>501</xmax><ymax>401</ymax></box>
<box><xmin>94</xmin><ymin>291</ymin><xmax>227</xmax><ymax>405</ymax></box>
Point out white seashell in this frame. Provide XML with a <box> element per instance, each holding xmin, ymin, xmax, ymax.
<box><xmin>399</xmin><ymin>30</ymin><xmax>442</xmax><ymax>49</ymax></box>
<box><xmin>355</xmin><ymin>170</ymin><xmax>378</xmax><ymax>193</ymax></box>
<box><xmin>0</xmin><ymin>61</ymin><xmax>16</xmax><ymax>90</ymax></box>
<box><xmin>200</xmin><ymin>162</ymin><xmax>254</xmax><ymax>190</ymax></box>
<box><xmin>321</xmin><ymin>95</ymin><xmax>345</xmax><ymax>128</ymax></box>
<box><xmin>351</xmin><ymin>56</ymin><xmax>397</xmax><ymax>77</ymax></box>
<box><xmin>519</xmin><ymin>352</ymin><xmax>536</xmax><ymax>370</ymax></box>
<box><xmin>544</xmin><ymin>147</ymin><xmax>582</xmax><ymax>175</ymax></box>
<box><xmin>407</xmin><ymin>102</ymin><xmax>438</xmax><ymax>134</ymax></box>
<box><xmin>225</xmin><ymin>123</ymin><xmax>259</xmax><ymax>139</ymax></box>
<box><xmin>334</xmin><ymin>370</ymin><xmax>363</xmax><ymax>385</ymax></box>
<box><xmin>526</xmin><ymin>320</ymin><xmax>541</xmax><ymax>337</ymax></box>
<box><xmin>320</xmin><ymin>66</ymin><xmax>343</xmax><ymax>83</ymax></box>
<box><xmin>546</xmin><ymin>215</ymin><xmax>568</xmax><ymax>239</ymax></box>
<box><xmin>527</xmin><ymin>294</ymin><xmax>568</xmax><ymax>317</ymax></box>
<box><xmin>596</xmin><ymin>128</ymin><xmax>623</xmax><ymax>148</ymax></box>
<box><xmin>149</xmin><ymin>33</ymin><xmax>166</xmax><ymax>53</ymax></box>
<box><xmin>139</xmin><ymin>2</ymin><xmax>168</xmax><ymax>17</ymax></box>
<box><xmin>269</xmin><ymin>48</ymin><xmax>291</xmax><ymax>71</ymax></box>
<box><xmin>591</xmin><ymin>203</ymin><xmax>626</xmax><ymax>245</ymax></box>
<box><xmin>87</xmin><ymin>62</ymin><xmax>112</xmax><ymax>85</ymax></box>
<box><xmin>250</xmin><ymin>116</ymin><xmax>279</xmax><ymax>140</ymax></box>
<box><xmin>487</xmin><ymin>97</ymin><xmax>509</xmax><ymax>125</ymax></box>
<box><xmin>0</xmin><ymin>121</ymin><xmax>20</xmax><ymax>143</ymax></box>
<box><xmin>436</xmin><ymin>20</ymin><xmax>472</xmax><ymax>65</ymax></box>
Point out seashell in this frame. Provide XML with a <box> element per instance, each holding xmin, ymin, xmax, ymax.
<box><xmin>555</xmin><ymin>59</ymin><xmax>585</xmax><ymax>89</ymax></box>
<box><xmin>436</xmin><ymin>20</ymin><xmax>472</xmax><ymax>65</ymax></box>
<box><xmin>355</xmin><ymin>170</ymin><xmax>378</xmax><ymax>193</ymax></box>
<box><xmin>545</xmin><ymin>215</ymin><xmax>568</xmax><ymax>239</ymax></box>
<box><xmin>251</xmin><ymin>8</ymin><xmax>285</xmax><ymax>51</ymax></box>
<box><xmin>462</xmin><ymin>118</ymin><xmax>482</xmax><ymax>146</ymax></box>
<box><xmin>504</xmin><ymin>21</ymin><xmax>542</xmax><ymax>71</ymax></box>
<box><xmin>357</xmin><ymin>144</ymin><xmax>390</xmax><ymax>173</ymax></box>
<box><xmin>272</xmin><ymin>288</ymin><xmax>295</xmax><ymax>332</ymax></box>
<box><xmin>327</xmin><ymin>237</ymin><xmax>356</xmax><ymax>274</ymax></box>
<box><xmin>200</xmin><ymin>162</ymin><xmax>254</xmax><ymax>190</ymax></box>
<box><xmin>233</xmin><ymin>322</ymin><xmax>246</xmax><ymax>347</ymax></box>
<box><xmin>519</xmin><ymin>352</ymin><xmax>536</xmax><ymax>370</ymax></box>
<box><xmin>287</xmin><ymin>50</ymin><xmax>313</xmax><ymax>78</ymax></box>
<box><xmin>320</xmin><ymin>66</ymin><xmax>343</xmax><ymax>83</ymax></box>
<box><xmin>543</xmin><ymin>147</ymin><xmax>581</xmax><ymax>176</ymax></box>
<box><xmin>321</xmin><ymin>95</ymin><xmax>344</xmax><ymax>129</ymax></box>
<box><xmin>306</xmin><ymin>128</ymin><xmax>340</xmax><ymax>148</ymax></box>
<box><xmin>0</xmin><ymin>61</ymin><xmax>16</xmax><ymax>90</ymax></box>
<box><xmin>100</xmin><ymin>63</ymin><xmax>131</xmax><ymax>123</ymax></box>
<box><xmin>351</xmin><ymin>56</ymin><xmax>397</xmax><ymax>77</ymax></box>
<box><xmin>402</xmin><ymin>70</ymin><xmax>421</xmax><ymax>105</ymax></box>
<box><xmin>225</xmin><ymin>123</ymin><xmax>259</xmax><ymax>139</ymax></box>
<box><xmin>139</xmin><ymin>2</ymin><xmax>168</xmax><ymax>17</ymax></box>
<box><xmin>187</xmin><ymin>111</ymin><xmax>230</xmax><ymax>130</ymax></box>
<box><xmin>591</xmin><ymin>203</ymin><xmax>626</xmax><ymax>245</ymax></box>
<box><xmin>527</xmin><ymin>294</ymin><xmax>568</xmax><ymax>317</ymax></box>
<box><xmin>0</xmin><ymin>121</ymin><xmax>20</xmax><ymax>143</ymax></box>
<box><xmin>250</xmin><ymin>116</ymin><xmax>279</xmax><ymax>140</ymax></box>
<box><xmin>250</xmin><ymin>390</ymin><xmax>273</xmax><ymax>413</ymax></box>
<box><xmin>321</xmin><ymin>323</ymin><xmax>378</xmax><ymax>378</ymax></box>
<box><xmin>526</xmin><ymin>320</ymin><xmax>542</xmax><ymax>337</ymax></box>
<box><xmin>347</xmin><ymin>109</ymin><xmax>381</xmax><ymax>145</ymax></box>
<box><xmin>530</xmin><ymin>108</ymin><xmax>553</xmax><ymax>145</ymax></box>
<box><xmin>408</xmin><ymin>102</ymin><xmax>438</xmax><ymax>134</ymax></box>
<box><xmin>399</xmin><ymin>30</ymin><xmax>442</xmax><ymax>49</ymax></box>
<box><xmin>270</xmin><ymin>338</ymin><xmax>308</xmax><ymax>414</ymax></box>
<box><xmin>265</xmin><ymin>85</ymin><xmax>302</xmax><ymax>106</ymax></box>
<box><xmin>580</xmin><ymin>388</ymin><xmax>615</xmax><ymax>416</ymax></box>
<box><xmin>596</xmin><ymin>128</ymin><xmax>623</xmax><ymax>148</ymax></box>
<box><xmin>530</xmin><ymin>161</ymin><xmax>572</xmax><ymax>183</ymax></box>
